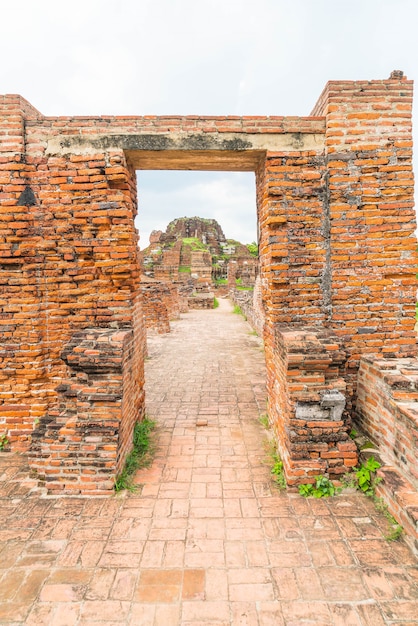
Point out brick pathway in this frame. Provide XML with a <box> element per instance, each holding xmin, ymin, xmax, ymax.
<box><xmin>1</xmin><ymin>298</ymin><xmax>417</xmax><ymax>625</ymax></box>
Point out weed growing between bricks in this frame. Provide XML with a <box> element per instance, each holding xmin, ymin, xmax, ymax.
<box><xmin>259</xmin><ymin>413</ymin><xmax>403</xmax><ymax>541</ymax></box>
<box><xmin>260</xmin><ymin>415</ymin><xmax>287</xmax><ymax>490</ymax></box>
<box><xmin>114</xmin><ymin>417</ymin><xmax>156</xmax><ymax>493</ymax></box>
<box><xmin>298</xmin><ymin>457</ymin><xmax>404</xmax><ymax>542</ymax></box>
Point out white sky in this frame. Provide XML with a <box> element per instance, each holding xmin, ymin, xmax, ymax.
<box><xmin>1</xmin><ymin>0</ymin><xmax>417</xmax><ymax>247</ymax></box>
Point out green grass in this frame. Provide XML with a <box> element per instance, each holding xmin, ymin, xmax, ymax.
<box><xmin>258</xmin><ymin>413</ymin><xmax>270</xmax><ymax>429</ymax></box>
<box><xmin>178</xmin><ymin>266</ymin><xmax>191</xmax><ymax>273</ymax></box>
<box><xmin>181</xmin><ymin>237</ymin><xmax>209</xmax><ymax>251</ymax></box>
<box><xmin>114</xmin><ymin>417</ymin><xmax>156</xmax><ymax>492</ymax></box>
<box><xmin>213</xmin><ymin>297</ymin><xmax>219</xmax><ymax>308</ymax></box>
<box><xmin>265</xmin><ymin>441</ymin><xmax>286</xmax><ymax>490</ymax></box>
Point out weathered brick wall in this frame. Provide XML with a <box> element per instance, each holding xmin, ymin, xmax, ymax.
<box><xmin>258</xmin><ymin>73</ymin><xmax>416</xmax><ymax>481</ymax></box>
<box><xmin>356</xmin><ymin>356</ymin><xmax>418</xmax><ymax>487</ymax></box>
<box><xmin>229</xmin><ymin>278</ymin><xmax>265</xmax><ymax>337</ymax></box>
<box><xmin>188</xmin><ymin>293</ymin><xmax>214</xmax><ymax>309</ymax></box>
<box><xmin>0</xmin><ymin>96</ymin><xmax>47</xmax><ymax>448</ymax></box>
<box><xmin>141</xmin><ymin>279</ymin><xmax>181</xmax><ymax>334</ymax></box>
<box><xmin>1</xmin><ymin>73</ymin><xmax>416</xmax><ymax>490</ymax></box>
<box><xmin>311</xmin><ymin>73</ymin><xmax>417</xmax><ymax>405</ymax></box>
<box><xmin>356</xmin><ymin>355</ymin><xmax>418</xmax><ymax>552</ymax></box>
<box><xmin>190</xmin><ymin>250</ymin><xmax>212</xmax><ymax>283</ymax></box>
<box><xmin>30</xmin><ymin>327</ymin><xmax>144</xmax><ymax>494</ymax></box>
<box><xmin>270</xmin><ymin>327</ymin><xmax>357</xmax><ymax>484</ymax></box>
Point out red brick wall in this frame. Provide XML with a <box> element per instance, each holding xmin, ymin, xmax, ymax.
<box><xmin>141</xmin><ymin>281</ymin><xmax>181</xmax><ymax>334</ymax></box>
<box><xmin>356</xmin><ymin>355</ymin><xmax>418</xmax><ymax>552</ymax></box>
<box><xmin>269</xmin><ymin>327</ymin><xmax>357</xmax><ymax>485</ymax></box>
<box><xmin>30</xmin><ymin>327</ymin><xmax>145</xmax><ymax>494</ymax></box>
<box><xmin>356</xmin><ymin>356</ymin><xmax>418</xmax><ymax>487</ymax></box>
<box><xmin>312</xmin><ymin>74</ymin><xmax>417</xmax><ymax>405</ymax></box>
<box><xmin>1</xmin><ymin>74</ymin><xmax>416</xmax><ymax>490</ymax></box>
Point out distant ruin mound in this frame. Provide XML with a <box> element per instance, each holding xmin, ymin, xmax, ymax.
<box><xmin>143</xmin><ymin>217</ymin><xmax>255</xmax><ymax>274</ymax></box>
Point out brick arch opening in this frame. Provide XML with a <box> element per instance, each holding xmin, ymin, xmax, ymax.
<box><xmin>1</xmin><ymin>73</ymin><xmax>416</xmax><ymax>493</ymax></box>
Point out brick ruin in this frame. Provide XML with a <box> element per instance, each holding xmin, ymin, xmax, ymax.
<box><xmin>0</xmin><ymin>73</ymin><xmax>417</xmax><ymax>502</ymax></box>
<box><xmin>140</xmin><ymin>216</ymin><xmax>258</xmax><ymax>324</ymax></box>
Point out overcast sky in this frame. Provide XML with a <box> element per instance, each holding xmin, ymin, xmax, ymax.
<box><xmin>1</xmin><ymin>0</ymin><xmax>417</xmax><ymax>247</ymax></box>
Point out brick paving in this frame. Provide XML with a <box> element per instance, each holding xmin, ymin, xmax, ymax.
<box><xmin>0</xmin><ymin>297</ymin><xmax>417</xmax><ymax>625</ymax></box>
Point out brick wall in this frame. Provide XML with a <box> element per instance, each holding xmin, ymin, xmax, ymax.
<box><xmin>141</xmin><ymin>280</ymin><xmax>181</xmax><ymax>334</ymax></box>
<box><xmin>1</xmin><ymin>73</ymin><xmax>416</xmax><ymax>490</ymax></box>
<box><xmin>311</xmin><ymin>73</ymin><xmax>417</xmax><ymax>406</ymax></box>
<box><xmin>30</xmin><ymin>326</ymin><xmax>145</xmax><ymax>494</ymax></box>
<box><xmin>356</xmin><ymin>356</ymin><xmax>418</xmax><ymax>487</ymax></box>
<box><xmin>356</xmin><ymin>355</ymin><xmax>418</xmax><ymax>552</ymax></box>
<box><xmin>229</xmin><ymin>276</ymin><xmax>265</xmax><ymax>337</ymax></box>
<box><xmin>269</xmin><ymin>327</ymin><xmax>357</xmax><ymax>484</ymax></box>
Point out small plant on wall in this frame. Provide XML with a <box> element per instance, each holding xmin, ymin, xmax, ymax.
<box><xmin>0</xmin><ymin>433</ymin><xmax>9</xmax><ymax>451</ymax></box>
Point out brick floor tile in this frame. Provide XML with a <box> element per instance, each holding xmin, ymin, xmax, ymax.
<box><xmin>40</xmin><ymin>583</ymin><xmax>85</xmax><ymax>602</ymax></box>
<box><xmin>328</xmin><ymin>603</ymin><xmax>362</xmax><ymax>625</ymax></box>
<box><xmin>294</xmin><ymin>567</ymin><xmax>324</xmax><ymax>600</ymax></box>
<box><xmin>140</xmin><ymin>540</ymin><xmax>165</xmax><ymax>567</ymax></box>
<box><xmin>231</xmin><ymin>602</ymin><xmax>260</xmax><ymax>625</ymax></box>
<box><xmin>246</xmin><ymin>541</ymin><xmax>269</xmax><ymax>566</ymax></box>
<box><xmin>53</xmin><ymin>603</ymin><xmax>81</xmax><ymax>625</ymax></box>
<box><xmin>184</xmin><ymin>550</ymin><xmax>225</xmax><ymax>568</ymax></box>
<box><xmin>257</xmin><ymin>601</ymin><xmax>285</xmax><ymax>626</ymax></box>
<box><xmin>0</xmin><ymin>542</ymin><xmax>24</xmax><ymax>568</ymax></box>
<box><xmin>356</xmin><ymin>603</ymin><xmax>387</xmax><ymax>626</ymax></box>
<box><xmin>349</xmin><ymin>539</ymin><xmax>400</xmax><ymax>566</ymax></box>
<box><xmin>0</xmin><ymin>569</ymin><xmax>26</xmax><ymax>601</ymax></box>
<box><xmin>386</xmin><ymin>567</ymin><xmax>418</xmax><ymax>600</ymax></box>
<box><xmin>187</xmin><ymin>518</ymin><xmax>226</xmax><ymax>540</ymax></box>
<box><xmin>85</xmin><ymin>568</ymin><xmax>116</xmax><ymax>600</ymax></box>
<box><xmin>229</xmin><ymin>582</ymin><xmax>274</xmax><ymax>602</ymax></box>
<box><xmin>317</xmin><ymin>567</ymin><xmax>370</xmax><ymax>601</ymax></box>
<box><xmin>280</xmin><ymin>600</ymin><xmax>332</xmax><ymax>624</ymax></box>
<box><xmin>381</xmin><ymin>600</ymin><xmax>418</xmax><ymax>621</ymax></box>
<box><xmin>108</xmin><ymin>569</ymin><xmax>137</xmax><ymax>601</ymax></box>
<box><xmin>80</xmin><ymin>541</ymin><xmax>106</xmax><ymax>567</ymax></box>
<box><xmin>17</xmin><ymin>570</ymin><xmax>48</xmax><ymax>604</ymax></box>
<box><xmin>205</xmin><ymin>568</ymin><xmax>228</xmax><ymax>600</ymax></box>
<box><xmin>271</xmin><ymin>568</ymin><xmax>299</xmax><ymax>601</ymax></box>
<box><xmin>182</xmin><ymin>569</ymin><xmax>205</xmax><ymax>600</ymax></box>
<box><xmin>224</xmin><ymin>498</ymin><xmax>242</xmax><ymax>517</ymax></box>
<box><xmin>363</xmin><ymin>567</ymin><xmax>397</xmax><ymax>600</ymax></box>
<box><xmin>80</xmin><ymin>599</ymin><xmax>130</xmax><ymax>621</ymax></box>
<box><xmin>25</xmin><ymin>603</ymin><xmax>55</xmax><ymax>625</ymax></box>
<box><xmin>328</xmin><ymin>539</ymin><xmax>356</xmax><ymax>566</ymax></box>
<box><xmin>162</xmin><ymin>540</ymin><xmax>185</xmax><ymax>567</ymax></box>
<box><xmin>181</xmin><ymin>600</ymin><xmax>230</xmax><ymax>621</ymax></box>
<box><xmin>135</xmin><ymin>569</ymin><xmax>182</xmax><ymax>603</ymax></box>
<box><xmin>128</xmin><ymin>603</ymin><xmax>155</xmax><ymax>625</ymax></box>
<box><xmin>56</xmin><ymin>540</ymin><xmax>84</xmax><ymax>567</ymax></box>
<box><xmin>224</xmin><ymin>541</ymin><xmax>247</xmax><ymax>567</ymax></box>
<box><xmin>306</xmin><ymin>540</ymin><xmax>336</xmax><ymax>566</ymax></box>
<box><xmin>269</xmin><ymin>551</ymin><xmax>312</xmax><ymax>568</ymax></box>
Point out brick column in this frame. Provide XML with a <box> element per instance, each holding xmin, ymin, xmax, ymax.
<box><xmin>0</xmin><ymin>96</ymin><xmax>46</xmax><ymax>447</ymax></box>
<box><xmin>311</xmin><ymin>72</ymin><xmax>417</xmax><ymax>399</ymax></box>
